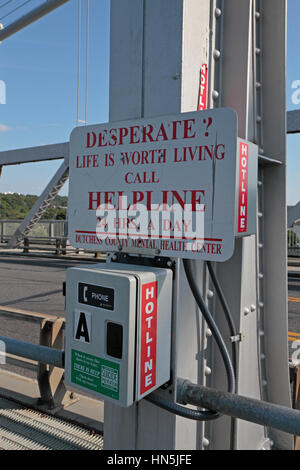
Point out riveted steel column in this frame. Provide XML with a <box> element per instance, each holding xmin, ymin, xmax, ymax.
<box><xmin>105</xmin><ymin>0</ymin><xmax>211</xmax><ymax>450</ymax></box>
<box><xmin>208</xmin><ymin>0</ymin><xmax>292</xmax><ymax>450</ymax></box>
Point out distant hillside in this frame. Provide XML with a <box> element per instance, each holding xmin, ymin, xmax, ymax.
<box><xmin>0</xmin><ymin>193</ymin><xmax>68</xmax><ymax>220</ymax></box>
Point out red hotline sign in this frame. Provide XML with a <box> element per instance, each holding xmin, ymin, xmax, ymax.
<box><xmin>238</xmin><ymin>142</ymin><xmax>249</xmax><ymax>233</ymax></box>
<box><xmin>198</xmin><ymin>64</ymin><xmax>208</xmax><ymax>111</ymax></box>
<box><xmin>140</xmin><ymin>281</ymin><xmax>157</xmax><ymax>395</ymax></box>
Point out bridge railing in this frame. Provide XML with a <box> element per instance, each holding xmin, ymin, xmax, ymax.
<box><xmin>0</xmin><ymin>305</ymin><xmax>67</xmax><ymax>409</ymax></box>
<box><xmin>0</xmin><ymin>219</ymin><xmax>68</xmax><ymax>242</ymax></box>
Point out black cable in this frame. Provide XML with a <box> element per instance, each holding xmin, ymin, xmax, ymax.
<box><xmin>206</xmin><ymin>260</ymin><xmax>238</xmax><ymax>450</ymax></box>
<box><xmin>206</xmin><ymin>261</ymin><xmax>238</xmax><ymax>384</ymax></box>
<box><xmin>183</xmin><ymin>259</ymin><xmax>236</xmax><ymax>394</ymax></box>
<box><xmin>145</xmin><ymin>258</ymin><xmax>236</xmax><ymax>422</ymax></box>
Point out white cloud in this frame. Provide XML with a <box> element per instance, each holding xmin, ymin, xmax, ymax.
<box><xmin>0</xmin><ymin>124</ymin><xmax>12</xmax><ymax>132</ymax></box>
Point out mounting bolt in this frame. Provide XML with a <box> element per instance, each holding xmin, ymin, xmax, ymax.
<box><xmin>255</xmin><ymin>11</ymin><xmax>261</xmax><ymax>20</ymax></box>
<box><xmin>111</xmin><ymin>254</ymin><xmax>117</xmax><ymax>261</ymax></box>
<box><xmin>167</xmin><ymin>260</ymin><xmax>173</xmax><ymax>268</ymax></box>
<box><xmin>212</xmin><ymin>90</ymin><xmax>219</xmax><ymax>100</ymax></box>
<box><xmin>250</xmin><ymin>304</ymin><xmax>256</xmax><ymax>312</ymax></box>
<box><xmin>244</xmin><ymin>307</ymin><xmax>250</xmax><ymax>316</ymax></box>
<box><xmin>205</xmin><ymin>366</ymin><xmax>212</xmax><ymax>375</ymax></box>
<box><xmin>255</xmin><ymin>48</ymin><xmax>261</xmax><ymax>55</ymax></box>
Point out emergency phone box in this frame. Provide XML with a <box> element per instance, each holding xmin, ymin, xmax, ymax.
<box><xmin>64</xmin><ymin>263</ymin><xmax>173</xmax><ymax>407</ymax></box>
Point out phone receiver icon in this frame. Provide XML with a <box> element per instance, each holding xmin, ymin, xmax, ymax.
<box><xmin>83</xmin><ymin>286</ymin><xmax>88</xmax><ymax>303</ymax></box>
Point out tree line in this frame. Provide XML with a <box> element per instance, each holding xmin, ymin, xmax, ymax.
<box><xmin>0</xmin><ymin>193</ymin><xmax>67</xmax><ymax>220</ymax></box>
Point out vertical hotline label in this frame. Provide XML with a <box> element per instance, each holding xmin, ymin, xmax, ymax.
<box><xmin>238</xmin><ymin>142</ymin><xmax>249</xmax><ymax>233</ymax></box>
<box><xmin>198</xmin><ymin>64</ymin><xmax>208</xmax><ymax>111</ymax></box>
<box><xmin>140</xmin><ymin>281</ymin><xmax>157</xmax><ymax>395</ymax></box>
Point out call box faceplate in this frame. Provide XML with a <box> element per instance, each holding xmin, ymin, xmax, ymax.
<box><xmin>64</xmin><ymin>263</ymin><xmax>173</xmax><ymax>407</ymax></box>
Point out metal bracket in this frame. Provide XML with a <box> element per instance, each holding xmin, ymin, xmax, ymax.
<box><xmin>229</xmin><ymin>333</ymin><xmax>245</xmax><ymax>343</ymax></box>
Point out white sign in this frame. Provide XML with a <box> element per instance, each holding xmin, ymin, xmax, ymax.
<box><xmin>69</xmin><ymin>108</ymin><xmax>238</xmax><ymax>261</ymax></box>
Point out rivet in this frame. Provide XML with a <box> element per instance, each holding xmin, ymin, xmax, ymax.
<box><xmin>259</xmin><ymin>148</ymin><xmax>264</xmax><ymax>154</ymax></box>
<box><xmin>258</xmin><ymin>243</ymin><xmax>263</xmax><ymax>249</ymax></box>
<box><xmin>258</xmin><ymin>273</ymin><xmax>264</xmax><ymax>279</ymax></box>
<box><xmin>256</xmin><ymin>116</ymin><xmax>262</xmax><ymax>123</ymax></box>
<box><xmin>215</xmin><ymin>8</ymin><xmax>222</xmax><ymax>18</ymax></box>
<box><xmin>258</xmin><ymin>180</ymin><xmax>263</xmax><ymax>187</ymax></box>
<box><xmin>255</xmin><ymin>11</ymin><xmax>261</xmax><ymax>20</ymax></box>
<box><xmin>256</xmin><ymin>82</ymin><xmax>261</xmax><ymax>89</ymax></box>
<box><xmin>212</xmin><ymin>90</ymin><xmax>219</xmax><ymax>100</ymax></box>
<box><xmin>260</xmin><ymin>354</ymin><xmax>266</xmax><ymax>360</ymax></box>
<box><xmin>213</xmin><ymin>49</ymin><xmax>221</xmax><ymax>60</ymax></box>
<box><xmin>206</xmin><ymin>328</ymin><xmax>212</xmax><ymax>337</ymax></box>
<box><xmin>205</xmin><ymin>366</ymin><xmax>212</xmax><ymax>375</ymax></box>
<box><xmin>244</xmin><ymin>307</ymin><xmax>250</xmax><ymax>316</ymax></box>
<box><xmin>259</xmin><ymin>330</ymin><xmax>265</xmax><ymax>336</ymax></box>
<box><xmin>256</xmin><ymin>48</ymin><xmax>261</xmax><ymax>55</ymax></box>
<box><xmin>111</xmin><ymin>254</ymin><xmax>117</xmax><ymax>261</ymax></box>
<box><xmin>251</xmin><ymin>304</ymin><xmax>256</xmax><ymax>312</ymax></box>
<box><xmin>207</xmin><ymin>289</ymin><xmax>214</xmax><ymax>299</ymax></box>
<box><xmin>262</xmin><ymin>380</ymin><xmax>268</xmax><ymax>386</ymax></box>
<box><xmin>259</xmin><ymin>302</ymin><xmax>264</xmax><ymax>308</ymax></box>
<box><xmin>203</xmin><ymin>437</ymin><xmax>210</xmax><ymax>447</ymax></box>
<box><xmin>258</xmin><ymin>212</ymin><xmax>263</xmax><ymax>218</ymax></box>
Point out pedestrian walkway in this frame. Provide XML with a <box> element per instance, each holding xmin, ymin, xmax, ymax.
<box><xmin>0</xmin><ymin>396</ymin><xmax>103</xmax><ymax>450</ymax></box>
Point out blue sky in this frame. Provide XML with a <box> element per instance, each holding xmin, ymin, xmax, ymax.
<box><xmin>0</xmin><ymin>0</ymin><xmax>110</xmax><ymax>195</ymax></box>
<box><xmin>0</xmin><ymin>0</ymin><xmax>299</xmax><ymax>204</ymax></box>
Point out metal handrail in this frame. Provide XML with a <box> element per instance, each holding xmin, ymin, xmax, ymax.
<box><xmin>177</xmin><ymin>379</ymin><xmax>300</xmax><ymax>436</ymax></box>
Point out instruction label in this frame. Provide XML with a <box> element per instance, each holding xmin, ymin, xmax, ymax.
<box><xmin>71</xmin><ymin>350</ymin><xmax>120</xmax><ymax>400</ymax></box>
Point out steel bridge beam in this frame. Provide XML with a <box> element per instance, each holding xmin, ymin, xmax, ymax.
<box><xmin>0</xmin><ymin>142</ymin><xmax>69</xmax><ymax>166</ymax></box>
<box><xmin>0</xmin><ymin>0</ymin><xmax>70</xmax><ymax>42</ymax></box>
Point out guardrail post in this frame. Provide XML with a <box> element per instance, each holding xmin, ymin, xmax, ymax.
<box><xmin>55</xmin><ymin>238</ymin><xmax>62</xmax><ymax>255</ymax></box>
<box><xmin>23</xmin><ymin>237</ymin><xmax>29</xmax><ymax>253</ymax></box>
<box><xmin>62</xmin><ymin>238</ymin><xmax>67</xmax><ymax>256</ymax></box>
<box><xmin>37</xmin><ymin>318</ymin><xmax>68</xmax><ymax>409</ymax></box>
